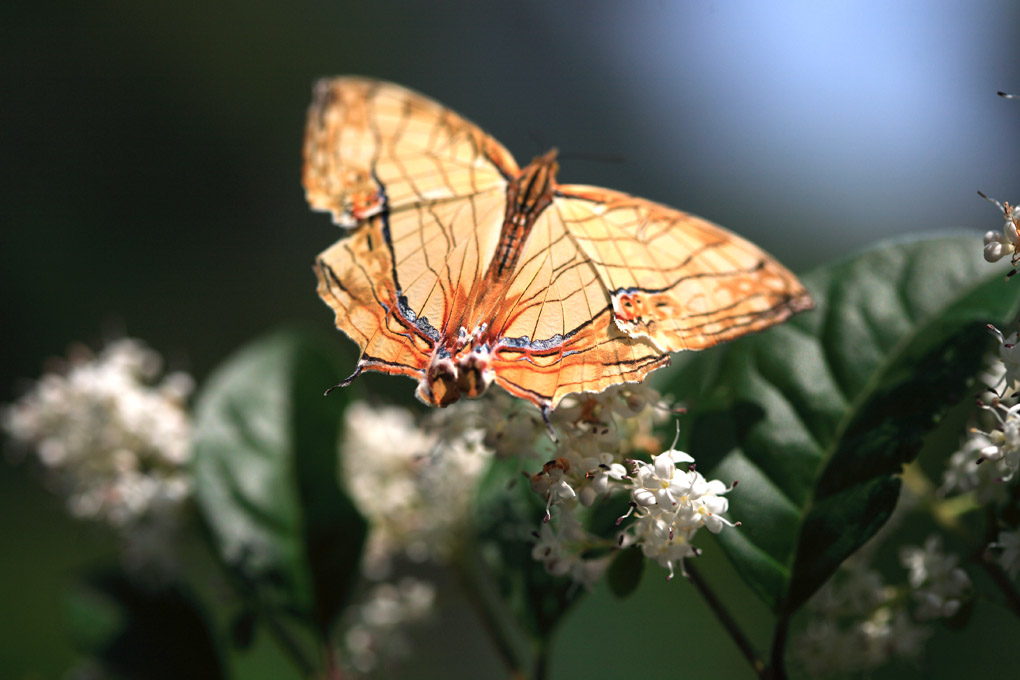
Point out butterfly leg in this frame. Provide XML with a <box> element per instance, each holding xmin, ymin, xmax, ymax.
<box><xmin>541</xmin><ymin>405</ymin><xmax>559</xmax><ymax>443</ymax></box>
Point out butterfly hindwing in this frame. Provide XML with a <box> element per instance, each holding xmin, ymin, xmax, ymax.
<box><xmin>554</xmin><ymin>185</ymin><xmax>812</xmax><ymax>353</ymax></box>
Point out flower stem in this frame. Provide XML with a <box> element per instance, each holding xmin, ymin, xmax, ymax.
<box><xmin>532</xmin><ymin>643</ymin><xmax>550</xmax><ymax>680</ymax></box>
<box><xmin>323</xmin><ymin>639</ymin><xmax>345</xmax><ymax>680</ymax></box>
<box><xmin>453</xmin><ymin>539</ymin><xmax>529</xmax><ymax>677</ymax></box>
<box><xmin>980</xmin><ymin>552</ymin><xmax>1020</xmax><ymax>618</ymax></box>
<box><xmin>685</xmin><ymin>561</ymin><xmax>767</xmax><ymax>677</ymax></box>
<box><xmin>191</xmin><ymin>510</ymin><xmax>319</xmax><ymax>676</ymax></box>
<box><xmin>980</xmin><ymin>504</ymin><xmax>1020</xmax><ymax>619</ymax></box>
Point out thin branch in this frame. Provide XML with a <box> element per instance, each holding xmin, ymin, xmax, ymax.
<box><xmin>980</xmin><ymin>500</ymin><xmax>1020</xmax><ymax>619</ymax></box>
<box><xmin>685</xmin><ymin>561</ymin><xmax>768</xmax><ymax>678</ymax></box>
<box><xmin>532</xmin><ymin>643</ymin><xmax>550</xmax><ymax>680</ymax></box>
<box><xmin>453</xmin><ymin>541</ymin><xmax>529</xmax><ymax>677</ymax></box>
<box><xmin>324</xmin><ymin>640</ymin><xmax>346</xmax><ymax>680</ymax></box>
<box><xmin>979</xmin><ymin>552</ymin><xmax>1020</xmax><ymax>618</ymax></box>
<box><xmin>768</xmin><ymin>618</ymin><xmax>788</xmax><ymax>680</ymax></box>
<box><xmin>261</xmin><ymin>612</ymin><xmax>317</xmax><ymax>678</ymax></box>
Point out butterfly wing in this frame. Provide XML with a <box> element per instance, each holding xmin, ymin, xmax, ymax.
<box><xmin>304</xmin><ymin>77</ymin><xmax>518</xmax><ymax>227</ymax></box>
<box><xmin>485</xmin><ymin>205</ymin><xmax>668</xmax><ymax>410</ymax></box>
<box><xmin>554</xmin><ymin>185</ymin><xmax>813</xmax><ymax>352</ymax></box>
<box><xmin>306</xmin><ymin>77</ymin><xmax>812</xmax><ymax>411</ymax></box>
<box><xmin>316</xmin><ymin>216</ymin><xmax>432</xmax><ymax>382</ymax></box>
<box><xmin>486</xmin><ymin>185</ymin><xmax>812</xmax><ymax>409</ymax></box>
<box><xmin>309</xmin><ymin>77</ymin><xmax>520</xmax><ymax>381</ymax></box>
<box><xmin>316</xmin><ymin>188</ymin><xmax>508</xmax><ymax>381</ymax></box>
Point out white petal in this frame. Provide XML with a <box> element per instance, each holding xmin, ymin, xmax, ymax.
<box><xmin>633</xmin><ymin>488</ymin><xmax>657</xmax><ymax>507</ymax></box>
<box><xmin>654</xmin><ymin>452</ymin><xmax>676</xmax><ymax>480</ymax></box>
<box><xmin>667</xmin><ymin>448</ymin><xmax>696</xmax><ymax>464</ymax></box>
<box><xmin>985</xmin><ymin>241</ymin><xmax>1008</xmax><ymax>263</ymax></box>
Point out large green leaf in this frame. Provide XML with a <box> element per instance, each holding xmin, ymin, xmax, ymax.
<box><xmin>666</xmin><ymin>234</ymin><xmax>1020</xmax><ymax>622</ymax></box>
<box><xmin>192</xmin><ymin>327</ymin><xmax>366</xmax><ymax>634</ymax></box>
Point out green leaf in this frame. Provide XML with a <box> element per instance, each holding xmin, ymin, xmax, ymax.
<box><xmin>607</xmin><ymin>547</ymin><xmax>645</xmax><ymax>599</ymax></box>
<box><xmin>66</xmin><ymin>570</ymin><xmax>225</xmax><ymax>680</ymax></box>
<box><xmin>192</xmin><ymin>327</ymin><xmax>366</xmax><ymax>634</ymax></box>
<box><xmin>667</xmin><ymin>234</ymin><xmax>1020</xmax><ymax>620</ymax></box>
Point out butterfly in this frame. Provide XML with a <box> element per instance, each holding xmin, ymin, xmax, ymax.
<box><xmin>304</xmin><ymin>77</ymin><xmax>813</xmax><ymax>421</ymax></box>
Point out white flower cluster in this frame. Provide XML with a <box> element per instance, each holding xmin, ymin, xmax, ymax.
<box><xmin>972</xmin><ymin>395</ymin><xmax>1020</xmax><ymax>482</ymax></box>
<box><xmin>793</xmin><ymin>565</ymin><xmax>930</xmax><ymax>677</ymax></box>
<box><xmin>527</xmin><ymin>385</ymin><xmax>736</xmax><ymax>582</ymax></box>
<box><xmin>980</xmin><ymin>192</ymin><xmax>1020</xmax><ymax>272</ymax></box>
<box><xmin>479</xmin><ymin>389</ymin><xmax>548</xmax><ymax>459</ymax></box>
<box><xmin>531</xmin><ymin>511</ymin><xmax>611</xmax><ymax>584</ymax></box>
<box><xmin>794</xmin><ymin>556</ymin><xmax>952</xmax><ymax>678</ymax></box>
<box><xmin>793</xmin><ymin>489</ymin><xmax>971</xmax><ymax>677</ymax></box>
<box><xmin>341</xmin><ymin>577</ymin><xmax>436</xmax><ymax>675</ymax></box>
<box><xmin>899</xmin><ymin>535</ymin><xmax>971</xmax><ymax>620</ymax></box>
<box><xmin>617</xmin><ymin>445</ymin><xmax>736</xmax><ymax>580</ymax></box>
<box><xmin>339</xmin><ymin>401</ymin><xmax>492</xmax><ymax>576</ymax></box>
<box><xmin>2</xmin><ymin>339</ymin><xmax>193</xmax><ymax>529</ymax></box>
<box><xmin>941</xmin><ymin>324</ymin><xmax>1020</xmax><ymax>497</ymax></box>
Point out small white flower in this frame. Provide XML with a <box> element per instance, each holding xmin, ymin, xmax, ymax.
<box><xmin>990</xmin><ymin>528</ymin><xmax>1020</xmax><ymax>579</ymax></box>
<box><xmin>529</xmin><ymin>511</ymin><xmax>606</xmax><ymax>585</ymax></box>
<box><xmin>586</xmin><ymin>453</ymin><xmax>627</xmax><ymax>497</ymax></box>
<box><xmin>899</xmin><ymin>535</ymin><xmax>971</xmax><ymax>620</ymax></box>
<box><xmin>980</xmin><ymin>193</ymin><xmax>1020</xmax><ymax>266</ymax></box>
<box><xmin>341</xmin><ymin>577</ymin><xmax>436</xmax><ymax>674</ymax></box>
<box><xmin>973</xmin><ymin>399</ymin><xmax>1020</xmax><ymax>481</ymax></box>
<box><xmin>940</xmin><ymin>437</ymin><xmax>1009</xmax><ymax>504</ymax></box>
<box><xmin>605</xmin><ymin>383</ymin><xmax>661</xmax><ymax>419</ymax></box>
<box><xmin>630</xmin><ymin>448</ymin><xmax>696</xmax><ymax>509</ymax></box>
<box><xmin>478</xmin><ymin>391</ymin><xmax>544</xmax><ymax>458</ymax></box>
<box><xmin>987</xmin><ymin>324</ymin><xmax>1020</xmax><ymax>393</ymax></box>
<box><xmin>690</xmin><ymin>477</ymin><xmax>736</xmax><ymax>533</ymax></box>
<box><xmin>631</xmin><ymin>513</ymin><xmax>699</xmax><ymax>580</ymax></box>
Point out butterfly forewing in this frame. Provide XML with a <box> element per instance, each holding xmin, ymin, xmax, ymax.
<box><xmin>316</xmin><ymin>218</ymin><xmax>433</xmax><ymax>381</ymax></box>
<box><xmin>304</xmin><ymin>77</ymin><xmax>518</xmax><ymax>227</ymax></box>
<box><xmin>385</xmin><ymin>188</ymin><xmax>507</xmax><ymax>335</ymax></box>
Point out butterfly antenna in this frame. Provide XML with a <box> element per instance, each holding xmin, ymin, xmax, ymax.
<box><xmin>978</xmin><ymin>190</ymin><xmax>1007</xmax><ymax>214</ymax></box>
<box><xmin>557</xmin><ymin>150</ymin><xmax>626</xmax><ymax>165</ymax></box>
<box><xmin>324</xmin><ymin>364</ymin><xmax>363</xmax><ymax>396</ymax></box>
<box><xmin>526</xmin><ymin>127</ymin><xmax>550</xmax><ymax>154</ymax></box>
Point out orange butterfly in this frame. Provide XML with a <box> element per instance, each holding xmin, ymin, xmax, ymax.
<box><xmin>305</xmin><ymin>77</ymin><xmax>812</xmax><ymax>420</ymax></box>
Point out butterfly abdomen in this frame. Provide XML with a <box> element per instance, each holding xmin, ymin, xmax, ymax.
<box><xmin>483</xmin><ymin>149</ymin><xmax>560</xmax><ymax>284</ymax></box>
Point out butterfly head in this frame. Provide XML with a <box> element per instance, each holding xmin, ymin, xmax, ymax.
<box><xmin>417</xmin><ymin>352</ymin><xmax>461</xmax><ymax>407</ymax></box>
<box><xmin>415</xmin><ymin>327</ymin><xmax>495</xmax><ymax>407</ymax></box>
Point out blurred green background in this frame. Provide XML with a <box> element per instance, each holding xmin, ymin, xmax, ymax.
<box><xmin>3</xmin><ymin>1</ymin><xmax>1020</xmax><ymax>677</ymax></box>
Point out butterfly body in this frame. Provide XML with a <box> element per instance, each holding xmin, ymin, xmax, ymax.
<box><xmin>306</xmin><ymin>77</ymin><xmax>813</xmax><ymax>416</ymax></box>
